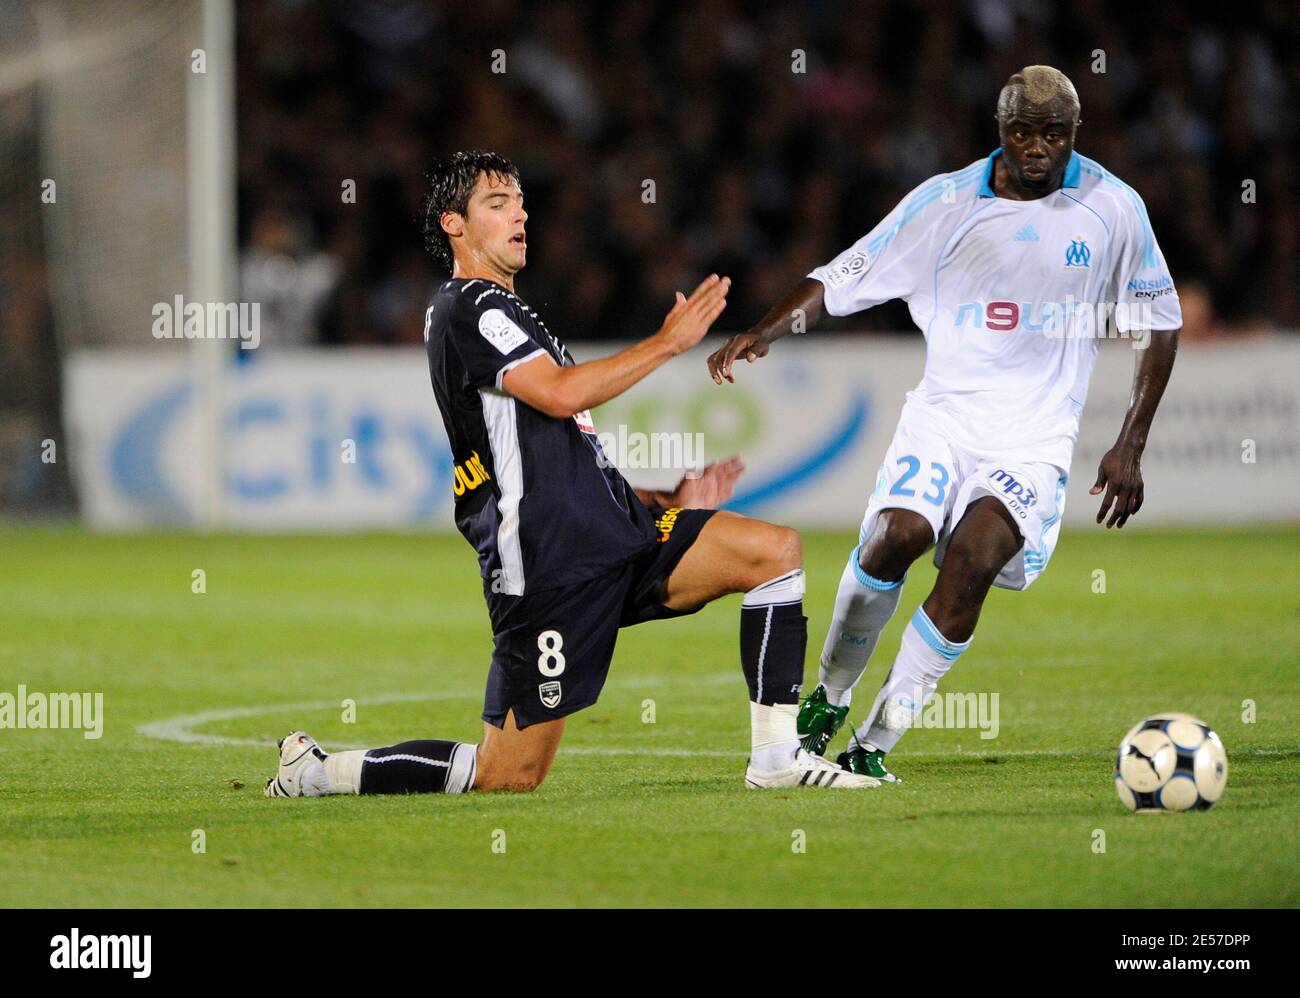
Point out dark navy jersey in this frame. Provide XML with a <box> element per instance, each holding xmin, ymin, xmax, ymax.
<box><xmin>424</xmin><ymin>278</ymin><xmax>657</xmax><ymax>597</ymax></box>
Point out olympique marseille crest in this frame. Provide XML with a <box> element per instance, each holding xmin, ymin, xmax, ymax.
<box><xmin>1064</xmin><ymin>235</ymin><xmax>1091</xmax><ymax>269</ymax></box>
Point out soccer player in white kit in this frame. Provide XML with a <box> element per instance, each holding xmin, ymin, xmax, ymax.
<box><xmin>707</xmin><ymin>66</ymin><xmax>1182</xmax><ymax>783</ymax></box>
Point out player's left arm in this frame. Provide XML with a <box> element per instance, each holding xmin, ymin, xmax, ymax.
<box><xmin>1090</xmin><ymin>193</ymin><xmax>1182</xmax><ymax>529</ymax></box>
<box><xmin>1090</xmin><ymin>328</ymin><xmax>1179</xmax><ymax>528</ymax></box>
<box><xmin>633</xmin><ymin>456</ymin><xmax>746</xmax><ymax>510</ymax></box>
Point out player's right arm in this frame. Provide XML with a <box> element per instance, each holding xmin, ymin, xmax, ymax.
<box><xmin>708</xmin><ymin>173</ymin><xmax>949</xmax><ymax>384</ymax></box>
<box><xmin>706</xmin><ymin>278</ymin><xmax>826</xmax><ymax>384</ymax></box>
<box><xmin>503</xmin><ymin>274</ymin><xmax>729</xmax><ymax>418</ymax></box>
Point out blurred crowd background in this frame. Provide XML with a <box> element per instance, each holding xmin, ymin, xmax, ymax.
<box><xmin>1</xmin><ymin>0</ymin><xmax>1297</xmax><ymax>513</ymax></box>
<box><xmin>237</xmin><ymin>0</ymin><xmax>1298</xmax><ymax>346</ymax></box>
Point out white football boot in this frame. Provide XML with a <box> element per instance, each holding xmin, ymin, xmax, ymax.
<box><xmin>745</xmin><ymin>747</ymin><xmax>882</xmax><ymax>789</ymax></box>
<box><xmin>264</xmin><ymin>730</ymin><xmax>328</xmax><ymax>798</ymax></box>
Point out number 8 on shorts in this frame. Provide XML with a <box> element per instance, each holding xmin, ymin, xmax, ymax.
<box><xmin>537</xmin><ymin>630</ymin><xmax>565</xmax><ymax>677</ymax></box>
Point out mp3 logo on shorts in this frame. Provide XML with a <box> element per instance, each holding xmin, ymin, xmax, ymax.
<box><xmin>988</xmin><ymin>469</ymin><xmax>1037</xmax><ymax>519</ymax></box>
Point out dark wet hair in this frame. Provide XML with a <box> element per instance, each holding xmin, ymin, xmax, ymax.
<box><xmin>421</xmin><ymin>151</ymin><xmax>522</xmax><ymax>270</ymax></box>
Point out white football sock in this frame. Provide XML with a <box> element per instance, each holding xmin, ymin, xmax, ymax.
<box><xmin>749</xmin><ymin>701</ymin><xmax>799</xmax><ymax>771</ymax></box>
<box><xmin>818</xmin><ymin>545</ymin><xmax>905</xmax><ymax>707</ymax></box>
<box><xmin>298</xmin><ymin>758</ymin><xmax>330</xmax><ymax>796</ymax></box>
<box><xmin>741</xmin><ymin>567</ymin><xmax>804</xmax><ymax>608</ymax></box>
<box><xmin>313</xmin><ymin>749</ymin><xmax>365</xmax><ymax>795</ymax></box>
<box><xmin>851</xmin><ymin>606</ymin><xmax>971</xmax><ymax>753</ymax></box>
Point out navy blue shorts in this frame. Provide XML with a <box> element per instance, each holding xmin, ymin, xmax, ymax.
<box><xmin>482</xmin><ymin>507</ymin><xmax>716</xmax><ymax>729</ymax></box>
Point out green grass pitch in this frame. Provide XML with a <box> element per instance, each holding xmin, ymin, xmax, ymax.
<box><xmin>1</xmin><ymin>525</ymin><xmax>1296</xmax><ymax>908</ymax></box>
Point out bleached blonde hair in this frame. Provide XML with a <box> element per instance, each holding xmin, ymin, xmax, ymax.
<box><xmin>997</xmin><ymin>65</ymin><xmax>1080</xmax><ymax>123</ymax></box>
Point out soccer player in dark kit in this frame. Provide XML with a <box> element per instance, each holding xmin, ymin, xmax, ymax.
<box><xmin>264</xmin><ymin>151</ymin><xmax>880</xmax><ymax>798</ymax></box>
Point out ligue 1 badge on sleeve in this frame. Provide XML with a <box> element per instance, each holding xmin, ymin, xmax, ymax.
<box><xmin>827</xmin><ymin>249</ymin><xmax>870</xmax><ymax>287</ymax></box>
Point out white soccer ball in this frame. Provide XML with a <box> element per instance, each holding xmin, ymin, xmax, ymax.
<box><xmin>1114</xmin><ymin>712</ymin><xmax>1228</xmax><ymax>812</ymax></box>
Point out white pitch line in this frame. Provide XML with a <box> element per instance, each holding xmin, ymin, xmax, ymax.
<box><xmin>136</xmin><ymin>691</ymin><xmax>468</xmax><ymax>749</ymax></box>
<box><xmin>137</xmin><ymin>692</ymin><xmax>1295</xmax><ymax>761</ymax></box>
<box><xmin>135</xmin><ymin>676</ymin><xmax>737</xmax><ymax>751</ymax></box>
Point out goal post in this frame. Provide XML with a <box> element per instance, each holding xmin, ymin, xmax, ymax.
<box><xmin>187</xmin><ymin>0</ymin><xmax>236</xmax><ymax>529</ymax></box>
<box><xmin>0</xmin><ymin>0</ymin><xmax>236</xmax><ymax>526</ymax></box>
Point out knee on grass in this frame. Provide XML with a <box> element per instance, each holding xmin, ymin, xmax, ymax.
<box><xmin>474</xmin><ymin>752</ymin><xmax>549</xmax><ymax>793</ymax></box>
<box><xmin>480</xmin><ymin>773</ymin><xmax>545</xmax><ymax>793</ymax></box>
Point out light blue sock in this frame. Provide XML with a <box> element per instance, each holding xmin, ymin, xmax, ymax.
<box><xmin>852</xmin><ymin>606</ymin><xmax>971</xmax><ymax>753</ymax></box>
<box><xmin>818</xmin><ymin>545</ymin><xmax>905</xmax><ymax>707</ymax></box>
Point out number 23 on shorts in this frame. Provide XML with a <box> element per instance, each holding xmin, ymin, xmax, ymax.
<box><xmin>888</xmin><ymin>454</ymin><xmax>950</xmax><ymax>506</ymax></box>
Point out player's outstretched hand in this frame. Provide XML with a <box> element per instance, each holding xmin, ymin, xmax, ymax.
<box><xmin>707</xmin><ymin>330</ymin><xmax>769</xmax><ymax>384</ymax></box>
<box><xmin>669</xmin><ymin>456</ymin><xmax>745</xmax><ymax>509</ymax></box>
<box><xmin>658</xmin><ymin>275</ymin><xmax>731</xmax><ymax>356</ymax></box>
<box><xmin>1090</xmin><ymin>444</ymin><xmax>1144</xmax><ymax>529</ymax></box>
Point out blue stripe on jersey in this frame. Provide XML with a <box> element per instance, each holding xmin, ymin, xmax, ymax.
<box><xmin>1077</xmin><ymin>155</ymin><xmax>1156</xmax><ymax>268</ymax></box>
<box><xmin>867</xmin><ymin>163</ymin><xmax>983</xmax><ymax>250</ymax></box>
<box><xmin>900</xmin><ymin>161</ymin><xmax>985</xmax><ymax>213</ymax></box>
<box><xmin>1060</xmin><ymin>191</ymin><xmax>1111</xmax><ymax>239</ymax></box>
<box><xmin>866</xmin><ymin>163</ymin><xmax>986</xmax><ymax>257</ymax></box>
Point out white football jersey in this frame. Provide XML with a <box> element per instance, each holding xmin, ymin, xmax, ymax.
<box><xmin>809</xmin><ymin>150</ymin><xmax>1182</xmax><ymax>469</ymax></box>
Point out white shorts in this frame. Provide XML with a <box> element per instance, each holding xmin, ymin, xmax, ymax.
<box><xmin>861</xmin><ymin>402</ymin><xmax>1069</xmax><ymax>591</ymax></box>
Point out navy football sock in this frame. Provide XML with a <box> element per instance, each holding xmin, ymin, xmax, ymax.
<box><xmin>358</xmin><ymin>740</ymin><xmax>477</xmax><ymax>794</ymax></box>
<box><xmin>739</xmin><ymin>569</ymin><xmax>807</xmax><ymax>705</ymax></box>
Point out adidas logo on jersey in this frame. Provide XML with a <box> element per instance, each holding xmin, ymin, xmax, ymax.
<box><xmin>1013</xmin><ymin>224</ymin><xmax>1039</xmax><ymax>242</ymax></box>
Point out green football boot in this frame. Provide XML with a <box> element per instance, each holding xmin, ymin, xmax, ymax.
<box><xmin>797</xmin><ymin>684</ymin><xmax>849</xmax><ymax>757</ymax></box>
<box><xmin>837</xmin><ymin>740</ymin><xmax>902</xmax><ymax>784</ymax></box>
